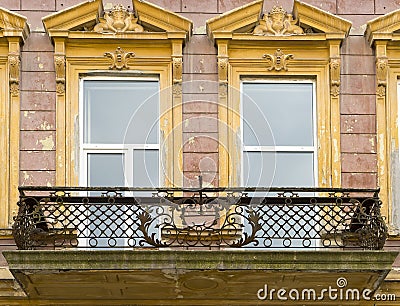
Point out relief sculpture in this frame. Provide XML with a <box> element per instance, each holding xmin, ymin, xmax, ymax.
<box><xmin>254</xmin><ymin>6</ymin><xmax>303</xmax><ymax>36</ymax></box>
<box><xmin>94</xmin><ymin>4</ymin><xmax>144</xmax><ymax>33</ymax></box>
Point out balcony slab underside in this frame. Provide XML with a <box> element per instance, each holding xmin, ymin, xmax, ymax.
<box><xmin>3</xmin><ymin>250</ymin><xmax>398</xmax><ymax>305</ymax></box>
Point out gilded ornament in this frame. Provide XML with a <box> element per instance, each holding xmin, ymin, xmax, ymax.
<box><xmin>104</xmin><ymin>47</ymin><xmax>135</xmax><ymax>70</ymax></box>
<box><xmin>94</xmin><ymin>4</ymin><xmax>144</xmax><ymax>33</ymax></box>
<box><xmin>253</xmin><ymin>6</ymin><xmax>303</xmax><ymax>36</ymax></box>
<box><xmin>263</xmin><ymin>49</ymin><xmax>293</xmax><ymax>71</ymax></box>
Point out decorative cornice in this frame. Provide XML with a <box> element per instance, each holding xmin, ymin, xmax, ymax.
<box><xmin>263</xmin><ymin>49</ymin><xmax>293</xmax><ymax>71</ymax></box>
<box><xmin>253</xmin><ymin>6</ymin><xmax>303</xmax><ymax>36</ymax></box>
<box><xmin>94</xmin><ymin>4</ymin><xmax>143</xmax><ymax>33</ymax></box>
<box><xmin>43</xmin><ymin>0</ymin><xmax>192</xmax><ymax>42</ymax></box>
<box><xmin>0</xmin><ymin>8</ymin><xmax>30</xmax><ymax>41</ymax></box>
<box><xmin>104</xmin><ymin>46</ymin><xmax>135</xmax><ymax>70</ymax></box>
<box><xmin>366</xmin><ymin>9</ymin><xmax>400</xmax><ymax>46</ymax></box>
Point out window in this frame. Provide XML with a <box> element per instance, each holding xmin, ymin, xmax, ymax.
<box><xmin>207</xmin><ymin>0</ymin><xmax>351</xmax><ymax>188</ymax></box>
<box><xmin>80</xmin><ymin>78</ymin><xmax>160</xmax><ymax>187</ymax></box>
<box><xmin>242</xmin><ymin>81</ymin><xmax>316</xmax><ymax>187</ymax></box>
<box><xmin>42</xmin><ymin>0</ymin><xmax>191</xmax><ymax>187</ymax></box>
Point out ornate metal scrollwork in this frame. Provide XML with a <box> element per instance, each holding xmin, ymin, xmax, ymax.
<box><xmin>12</xmin><ymin>187</ymin><xmax>388</xmax><ymax>250</ymax></box>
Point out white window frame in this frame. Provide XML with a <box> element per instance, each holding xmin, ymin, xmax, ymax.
<box><xmin>79</xmin><ymin>76</ymin><xmax>161</xmax><ymax>188</ymax></box>
<box><xmin>240</xmin><ymin>79</ymin><xmax>318</xmax><ymax>187</ymax></box>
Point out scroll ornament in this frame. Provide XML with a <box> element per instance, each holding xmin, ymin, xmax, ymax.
<box><xmin>104</xmin><ymin>47</ymin><xmax>135</xmax><ymax>70</ymax></box>
<box><xmin>263</xmin><ymin>49</ymin><xmax>293</xmax><ymax>71</ymax></box>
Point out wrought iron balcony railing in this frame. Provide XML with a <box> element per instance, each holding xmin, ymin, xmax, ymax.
<box><xmin>12</xmin><ymin>186</ymin><xmax>388</xmax><ymax>250</ymax></box>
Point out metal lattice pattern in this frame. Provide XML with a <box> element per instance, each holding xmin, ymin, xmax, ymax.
<box><xmin>12</xmin><ymin>187</ymin><xmax>387</xmax><ymax>250</ymax></box>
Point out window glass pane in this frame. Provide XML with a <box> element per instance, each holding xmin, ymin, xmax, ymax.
<box><xmin>243</xmin><ymin>82</ymin><xmax>314</xmax><ymax>146</ymax></box>
<box><xmin>133</xmin><ymin>149</ymin><xmax>159</xmax><ymax>187</ymax></box>
<box><xmin>243</xmin><ymin>151</ymin><xmax>314</xmax><ymax>187</ymax></box>
<box><xmin>88</xmin><ymin>153</ymin><xmax>125</xmax><ymax>186</ymax></box>
<box><xmin>83</xmin><ymin>80</ymin><xmax>159</xmax><ymax>144</ymax></box>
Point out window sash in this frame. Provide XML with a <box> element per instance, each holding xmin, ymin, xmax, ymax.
<box><xmin>241</xmin><ymin>80</ymin><xmax>317</xmax><ymax>187</ymax></box>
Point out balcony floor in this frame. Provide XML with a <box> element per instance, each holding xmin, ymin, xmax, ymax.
<box><xmin>2</xmin><ymin>250</ymin><xmax>398</xmax><ymax>305</ymax></box>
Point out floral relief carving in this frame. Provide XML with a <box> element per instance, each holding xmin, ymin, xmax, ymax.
<box><xmin>8</xmin><ymin>54</ymin><xmax>20</xmax><ymax>96</ymax></box>
<box><xmin>263</xmin><ymin>49</ymin><xmax>293</xmax><ymax>71</ymax></box>
<box><xmin>329</xmin><ymin>57</ymin><xmax>340</xmax><ymax>97</ymax></box>
<box><xmin>54</xmin><ymin>55</ymin><xmax>66</xmax><ymax>95</ymax></box>
<box><xmin>104</xmin><ymin>47</ymin><xmax>135</xmax><ymax>70</ymax></box>
<box><xmin>253</xmin><ymin>6</ymin><xmax>303</xmax><ymax>36</ymax></box>
<box><xmin>94</xmin><ymin>4</ymin><xmax>144</xmax><ymax>33</ymax></box>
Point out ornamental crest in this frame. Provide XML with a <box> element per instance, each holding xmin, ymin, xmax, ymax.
<box><xmin>253</xmin><ymin>6</ymin><xmax>303</xmax><ymax>36</ymax></box>
<box><xmin>94</xmin><ymin>4</ymin><xmax>144</xmax><ymax>33</ymax></box>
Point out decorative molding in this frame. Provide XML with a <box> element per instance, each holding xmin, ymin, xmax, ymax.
<box><xmin>253</xmin><ymin>6</ymin><xmax>303</xmax><ymax>36</ymax></box>
<box><xmin>94</xmin><ymin>4</ymin><xmax>144</xmax><ymax>33</ymax></box>
<box><xmin>172</xmin><ymin>57</ymin><xmax>182</xmax><ymax>84</ymax></box>
<box><xmin>218</xmin><ymin>57</ymin><xmax>228</xmax><ymax>83</ymax></box>
<box><xmin>329</xmin><ymin>57</ymin><xmax>340</xmax><ymax>97</ymax></box>
<box><xmin>104</xmin><ymin>47</ymin><xmax>135</xmax><ymax>70</ymax></box>
<box><xmin>376</xmin><ymin>57</ymin><xmax>388</xmax><ymax>97</ymax></box>
<box><xmin>8</xmin><ymin>54</ymin><xmax>20</xmax><ymax>96</ymax></box>
<box><xmin>54</xmin><ymin>55</ymin><xmax>66</xmax><ymax>95</ymax></box>
<box><xmin>263</xmin><ymin>49</ymin><xmax>293</xmax><ymax>71</ymax></box>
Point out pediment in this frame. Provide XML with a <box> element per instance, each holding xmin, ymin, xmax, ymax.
<box><xmin>0</xmin><ymin>7</ymin><xmax>29</xmax><ymax>40</ymax></box>
<box><xmin>365</xmin><ymin>9</ymin><xmax>400</xmax><ymax>46</ymax></box>
<box><xmin>207</xmin><ymin>0</ymin><xmax>351</xmax><ymax>42</ymax></box>
<box><xmin>42</xmin><ymin>0</ymin><xmax>191</xmax><ymax>39</ymax></box>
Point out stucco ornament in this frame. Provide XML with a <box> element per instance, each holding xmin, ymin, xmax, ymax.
<box><xmin>263</xmin><ymin>49</ymin><xmax>293</xmax><ymax>71</ymax></box>
<box><xmin>94</xmin><ymin>4</ymin><xmax>144</xmax><ymax>33</ymax></box>
<box><xmin>253</xmin><ymin>6</ymin><xmax>303</xmax><ymax>36</ymax></box>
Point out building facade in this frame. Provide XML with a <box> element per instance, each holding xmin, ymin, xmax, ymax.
<box><xmin>0</xmin><ymin>0</ymin><xmax>400</xmax><ymax>304</ymax></box>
